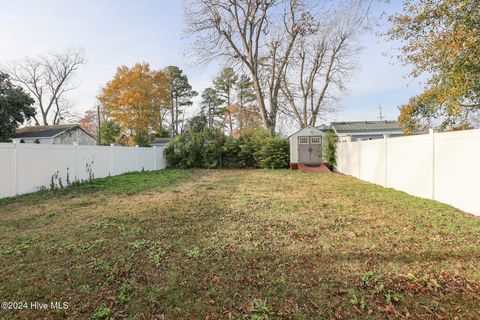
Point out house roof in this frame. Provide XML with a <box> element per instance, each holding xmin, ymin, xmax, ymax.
<box><xmin>150</xmin><ymin>137</ymin><xmax>173</xmax><ymax>145</ymax></box>
<box><xmin>15</xmin><ymin>124</ymin><xmax>83</xmax><ymax>139</ymax></box>
<box><xmin>331</xmin><ymin>121</ymin><xmax>402</xmax><ymax>135</ymax></box>
<box><xmin>316</xmin><ymin>124</ymin><xmax>334</xmax><ymax>133</ymax></box>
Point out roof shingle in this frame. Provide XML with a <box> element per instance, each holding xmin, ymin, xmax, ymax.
<box><xmin>331</xmin><ymin>121</ymin><xmax>402</xmax><ymax>134</ymax></box>
<box><xmin>15</xmin><ymin>124</ymin><xmax>79</xmax><ymax>138</ymax></box>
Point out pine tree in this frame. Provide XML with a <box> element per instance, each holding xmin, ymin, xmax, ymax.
<box><xmin>200</xmin><ymin>87</ymin><xmax>224</xmax><ymax>129</ymax></box>
<box><xmin>166</xmin><ymin>66</ymin><xmax>198</xmax><ymax>136</ymax></box>
<box><xmin>214</xmin><ymin>67</ymin><xmax>238</xmax><ymax>135</ymax></box>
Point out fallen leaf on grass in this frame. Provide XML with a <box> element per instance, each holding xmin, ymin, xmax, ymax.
<box><xmin>378</xmin><ymin>305</ymin><xmax>395</xmax><ymax>313</ymax></box>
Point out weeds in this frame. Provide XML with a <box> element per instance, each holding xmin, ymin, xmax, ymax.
<box><xmin>186</xmin><ymin>246</ymin><xmax>202</xmax><ymax>258</ymax></box>
<box><xmin>0</xmin><ymin>170</ymin><xmax>478</xmax><ymax>319</ymax></box>
<box><xmin>128</xmin><ymin>239</ymin><xmax>150</xmax><ymax>250</ymax></box>
<box><xmin>250</xmin><ymin>299</ymin><xmax>272</xmax><ymax>320</ymax></box>
<box><xmin>91</xmin><ymin>304</ymin><xmax>114</xmax><ymax>320</ymax></box>
<box><xmin>148</xmin><ymin>247</ymin><xmax>166</xmax><ymax>267</ymax></box>
<box><xmin>117</xmin><ymin>281</ymin><xmax>136</xmax><ymax>304</ymax></box>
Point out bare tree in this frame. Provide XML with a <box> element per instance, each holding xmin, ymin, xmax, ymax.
<box><xmin>185</xmin><ymin>0</ymin><xmax>315</xmax><ymax>134</ymax></box>
<box><xmin>280</xmin><ymin>3</ymin><xmax>366</xmax><ymax>128</ymax></box>
<box><xmin>185</xmin><ymin>0</ymin><xmax>373</xmax><ymax>133</ymax></box>
<box><xmin>3</xmin><ymin>48</ymin><xmax>86</xmax><ymax>126</ymax></box>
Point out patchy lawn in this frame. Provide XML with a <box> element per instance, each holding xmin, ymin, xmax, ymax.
<box><xmin>0</xmin><ymin>169</ymin><xmax>479</xmax><ymax>319</ymax></box>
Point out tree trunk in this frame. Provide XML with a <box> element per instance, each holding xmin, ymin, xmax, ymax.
<box><xmin>42</xmin><ymin>113</ymin><xmax>48</xmax><ymax>126</ymax></box>
<box><xmin>175</xmin><ymin>98</ymin><xmax>179</xmax><ymax>135</ymax></box>
<box><xmin>227</xmin><ymin>91</ymin><xmax>233</xmax><ymax>136</ymax></box>
<box><xmin>238</xmin><ymin>90</ymin><xmax>244</xmax><ymax>132</ymax></box>
<box><xmin>170</xmin><ymin>94</ymin><xmax>175</xmax><ymax>137</ymax></box>
<box><xmin>250</xmin><ymin>74</ymin><xmax>273</xmax><ymax>133</ymax></box>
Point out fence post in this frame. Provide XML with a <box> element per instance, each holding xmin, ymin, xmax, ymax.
<box><xmin>135</xmin><ymin>145</ymin><xmax>140</xmax><ymax>171</ymax></box>
<box><xmin>13</xmin><ymin>142</ymin><xmax>18</xmax><ymax>195</ymax></box>
<box><xmin>153</xmin><ymin>146</ymin><xmax>157</xmax><ymax>170</ymax></box>
<box><xmin>110</xmin><ymin>143</ymin><xmax>115</xmax><ymax>175</ymax></box>
<box><xmin>429</xmin><ymin>128</ymin><xmax>437</xmax><ymax>200</ymax></box>
<box><xmin>383</xmin><ymin>134</ymin><xmax>389</xmax><ymax>187</ymax></box>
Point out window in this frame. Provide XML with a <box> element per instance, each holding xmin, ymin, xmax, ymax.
<box><xmin>310</xmin><ymin>136</ymin><xmax>321</xmax><ymax>144</ymax></box>
<box><xmin>298</xmin><ymin>137</ymin><xmax>309</xmax><ymax>144</ymax></box>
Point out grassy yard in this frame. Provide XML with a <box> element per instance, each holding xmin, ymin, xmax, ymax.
<box><xmin>0</xmin><ymin>169</ymin><xmax>479</xmax><ymax>319</ymax></box>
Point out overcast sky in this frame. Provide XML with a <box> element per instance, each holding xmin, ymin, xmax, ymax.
<box><xmin>0</xmin><ymin>0</ymin><xmax>424</xmax><ymax>128</ymax></box>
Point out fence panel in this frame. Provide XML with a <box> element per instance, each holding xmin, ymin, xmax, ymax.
<box><xmin>386</xmin><ymin>134</ymin><xmax>432</xmax><ymax>199</ymax></box>
<box><xmin>76</xmin><ymin>145</ymin><xmax>112</xmax><ymax>180</ymax></box>
<box><xmin>0</xmin><ymin>143</ymin><xmax>167</xmax><ymax>198</ymax></box>
<box><xmin>359</xmin><ymin>139</ymin><xmax>385</xmax><ymax>186</ymax></box>
<box><xmin>16</xmin><ymin>144</ymin><xmax>76</xmax><ymax>195</ymax></box>
<box><xmin>0</xmin><ymin>144</ymin><xmax>16</xmax><ymax>197</ymax></box>
<box><xmin>138</xmin><ymin>149</ymin><xmax>155</xmax><ymax>171</ymax></box>
<box><xmin>112</xmin><ymin>146</ymin><xmax>138</xmax><ymax>175</ymax></box>
<box><xmin>342</xmin><ymin>142</ymin><xmax>360</xmax><ymax>177</ymax></box>
<box><xmin>434</xmin><ymin>130</ymin><xmax>480</xmax><ymax>215</ymax></box>
<box><xmin>336</xmin><ymin>129</ymin><xmax>480</xmax><ymax>216</ymax></box>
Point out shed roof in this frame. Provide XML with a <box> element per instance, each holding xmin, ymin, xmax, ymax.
<box><xmin>287</xmin><ymin>126</ymin><xmax>325</xmax><ymax>139</ymax></box>
<box><xmin>15</xmin><ymin>124</ymin><xmax>80</xmax><ymax>139</ymax></box>
<box><xmin>331</xmin><ymin>121</ymin><xmax>402</xmax><ymax>134</ymax></box>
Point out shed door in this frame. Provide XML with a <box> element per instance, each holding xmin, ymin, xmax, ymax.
<box><xmin>298</xmin><ymin>136</ymin><xmax>322</xmax><ymax>164</ymax></box>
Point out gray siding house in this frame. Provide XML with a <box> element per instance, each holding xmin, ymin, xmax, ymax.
<box><xmin>331</xmin><ymin>121</ymin><xmax>404</xmax><ymax>142</ymax></box>
<box><xmin>150</xmin><ymin>137</ymin><xmax>173</xmax><ymax>147</ymax></box>
<box><xmin>12</xmin><ymin>124</ymin><xmax>97</xmax><ymax>145</ymax></box>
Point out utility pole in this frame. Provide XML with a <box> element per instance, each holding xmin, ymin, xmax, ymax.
<box><xmin>378</xmin><ymin>106</ymin><xmax>384</xmax><ymax>121</ymax></box>
<box><xmin>97</xmin><ymin>105</ymin><xmax>101</xmax><ymax>145</ymax></box>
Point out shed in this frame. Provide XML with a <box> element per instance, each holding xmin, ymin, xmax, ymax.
<box><xmin>288</xmin><ymin>126</ymin><xmax>326</xmax><ymax>169</ymax></box>
<box><xmin>12</xmin><ymin>124</ymin><xmax>97</xmax><ymax>145</ymax></box>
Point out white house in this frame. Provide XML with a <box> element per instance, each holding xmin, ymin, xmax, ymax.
<box><xmin>331</xmin><ymin>121</ymin><xmax>404</xmax><ymax>142</ymax></box>
<box><xmin>288</xmin><ymin>126</ymin><xmax>326</xmax><ymax>169</ymax></box>
<box><xmin>150</xmin><ymin>137</ymin><xmax>173</xmax><ymax>147</ymax></box>
<box><xmin>12</xmin><ymin>124</ymin><xmax>97</xmax><ymax>145</ymax></box>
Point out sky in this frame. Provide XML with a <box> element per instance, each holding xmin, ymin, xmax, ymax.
<box><xmin>0</xmin><ymin>0</ymin><xmax>424</xmax><ymax>130</ymax></box>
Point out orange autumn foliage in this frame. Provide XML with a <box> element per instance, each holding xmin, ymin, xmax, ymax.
<box><xmin>98</xmin><ymin>63</ymin><xmax>170</xmax><ymax>144</ymax></box>
<box><xmin>388</xmin><ymin>0</ymin><xmax>480</xmax><ymax>133</ymax></box>
<box><xmin>225</xmin><ymin>103</ymin><xmax>263</xmax><ymax>137</ymax></box>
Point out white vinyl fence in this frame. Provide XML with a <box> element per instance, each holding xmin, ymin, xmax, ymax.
<box><xmin>0</xmin><ymin>143</ymin><xmax>167</xmax><ymax>198</ymax></box>
<box><xmin>336</xmin><ymin>129</ymin><xmax>480</xmax><ymax>216</ymax></box>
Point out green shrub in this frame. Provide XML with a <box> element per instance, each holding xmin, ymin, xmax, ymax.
<box><xmin>165</xmin><ymin>127</ymin><xmax>225</xmax><ymax>169</ymax></box>
<box><xmin>253</xmin><ymin>134</ymin><xmax>289</xmax><ymax>169</ymax></box>
<box><xmin>222</xmin><ymin>137</ymin><xmax>243</xmax><ymax>168</ymax></box>
<box><xmin>222</xmin><ymin>135</ymin><xmax>257</xmax><ymax>168</ymax></box>
<box><xmin>165</xmin><ymin>125</ymin><xmax>289</xmax><ymax>169</ymax></box>
<box><xmin>202</xmin><ymin>135</ymin><xmax>225</xmax><ymax>168</ymax></box>
<box><xmin>237</xmin><ymin>135</ymin><xmax>257</xmax><ymax>168</ymax></box>
<box><xmin>324</xmin><ymin>132</ymin><xmax>337</xmax><ymax>170</ymax></box>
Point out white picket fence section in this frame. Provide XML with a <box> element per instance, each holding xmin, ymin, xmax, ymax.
<box><xmin>336</xmin><ymin>129</ymin><xmax>480</xmax><ymax>216</ymax></box>
<box><xmin>0</xmin><ymin>143</ymin><xmax>167</xmax><ymax>198</ymax></box>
